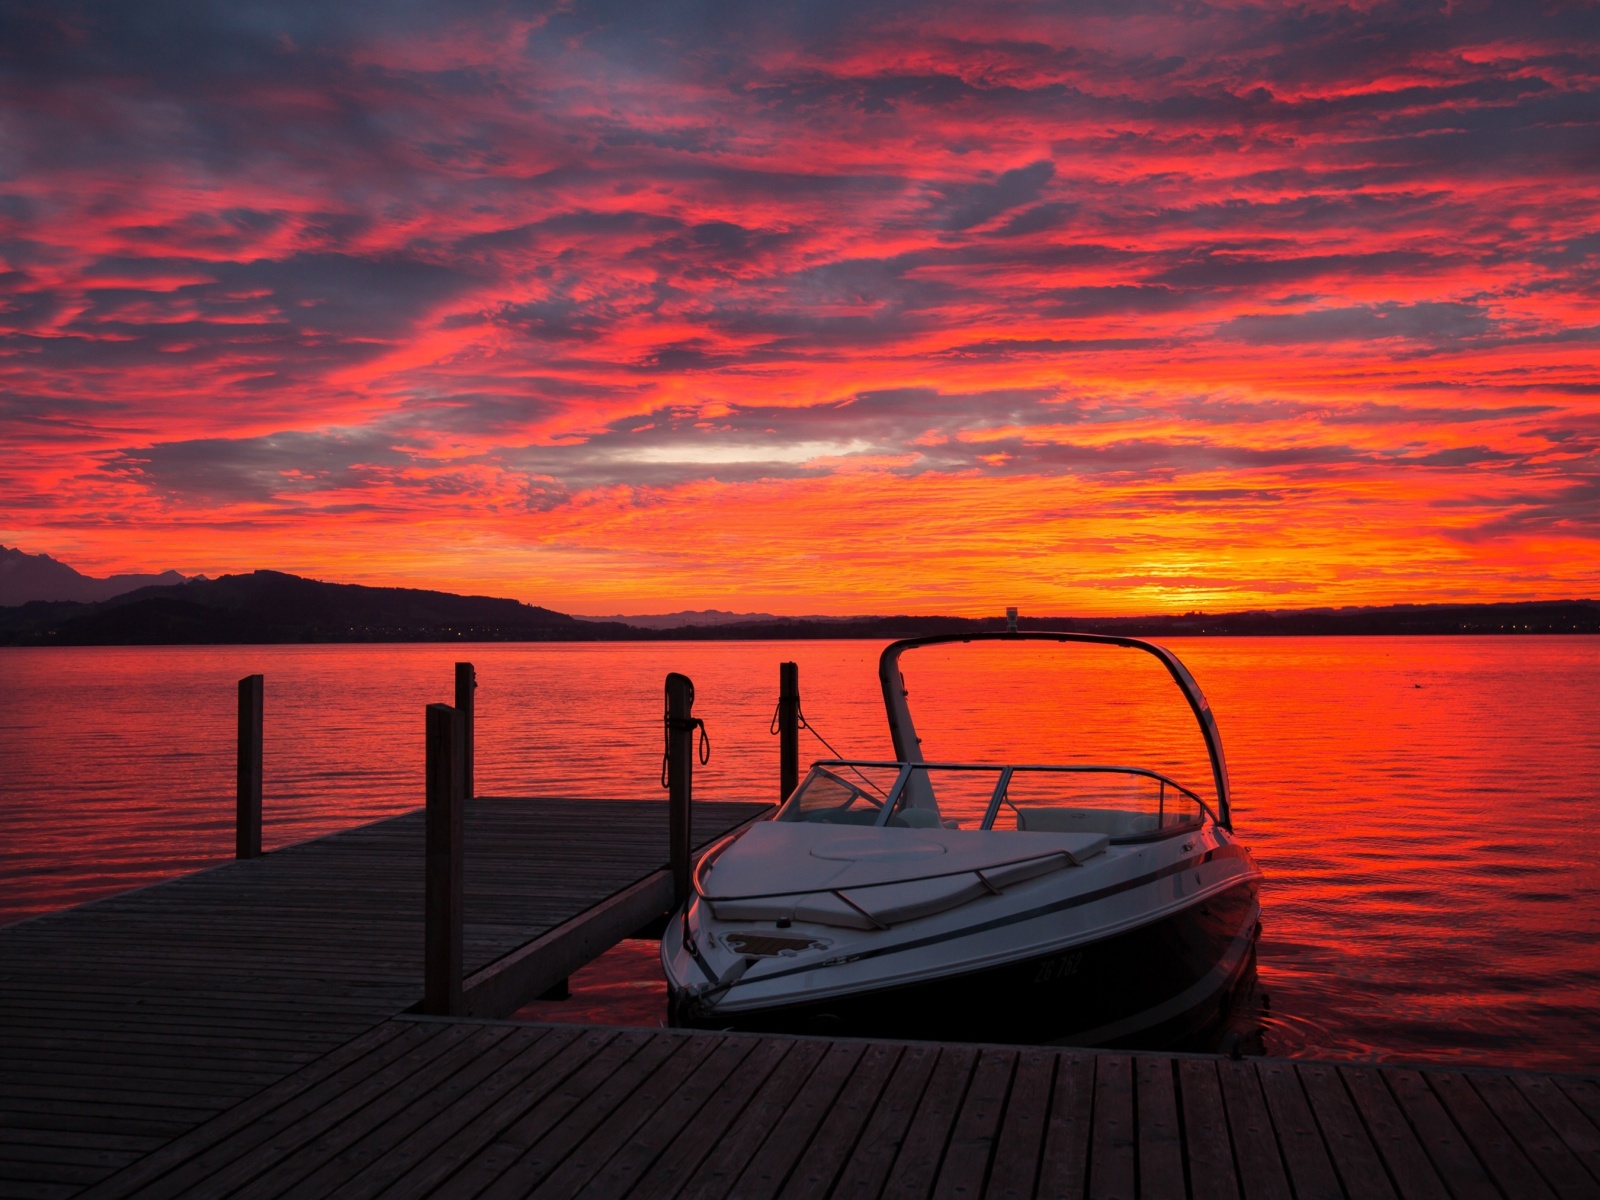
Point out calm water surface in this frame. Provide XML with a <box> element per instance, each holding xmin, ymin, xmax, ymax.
<box><xmin>2</xmin><ymin>637</ymin><xmax>1597</xmax><ymax>1071</ymax></box>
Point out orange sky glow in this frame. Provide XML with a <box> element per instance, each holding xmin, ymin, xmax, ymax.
<box><xmin>3</xmin><ymin>2</ymin><xmax>1598</xmax><ymax>614</ymax></box>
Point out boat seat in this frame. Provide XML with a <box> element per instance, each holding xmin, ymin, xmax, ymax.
<box><xmin>1014</xmin><ymin>806</ymin><xmax>1158</xmax><ymax>838</ymax></box>
<box><xmin>891</xmin><ymin>808</ymin><xmax>943</xmax><ymax>829</ymax></box>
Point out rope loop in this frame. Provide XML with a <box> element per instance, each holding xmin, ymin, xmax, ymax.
<box><xmin>661</xmin><ymin>712</ymin><xmax>711</xmax><ymax>787</ymax></box>
<box><xmin>769</xmin><ymin>702</ymin><xmax>810</xmax><ymax>736</ymax></box>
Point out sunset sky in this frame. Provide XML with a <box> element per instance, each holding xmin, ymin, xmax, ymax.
<box><xmin>3</xmin><ymin>0</ymin><xmax>1598</xmax><ymax>615</ymax></box>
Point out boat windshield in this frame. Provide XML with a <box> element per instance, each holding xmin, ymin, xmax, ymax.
<box><xmin>776</xmin><ymin>760</ymin><xmax>1212</xmax><ymax>839</ymax></box>
<box><xmin>771</xmin><ymin>763</ymin><xmax>906</xmax><ymax>826</ymax></box>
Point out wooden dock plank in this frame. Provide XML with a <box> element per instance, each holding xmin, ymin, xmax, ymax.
<box><xmin>566</xmin><ymin>1036</ymin><xmax>757</xmax><ymax>1200</ymax></box>
<box><xmin>525</xmin><ymin>1032</ymin><xmax>723</xmax><ymax>1200</ymax></box>
<box><xmin>1379</xmin><ymin>1068</ymin><xmax>1498</xmax><ymax>1200</ymax></box>
<box><xmin>1134</xmin><ymin>1056</ymin><xmax>1184</xmax><ymax>1200</ymax></box>
<box><xmin>982</xmin><ymin>1048</ymin><xmax>1053</xmax><ymax>1200</ymax></box>
<box><xmin>1178</xmin><ymin>1058</ymin><xmax>1240</xmax><ymax>1200</ymax></box>
<box><xmin>363</xmin><ymin>1024</ymin><xmax>591</xmax><ymax>1200</ymax></box>
<box><xmin>1292</xmin><ymin>1062</ymin><xmax>1395</xmax><ymax>1200</ymax></box>
<box><xmin>827</xmin><ymin>1043</ymin><xmax>938</xmax><ymax>1200</ymax></box>
<box><xmin>881</xmin><ymin>1045</ymin><xmax>979</xmax><ymax>1200</ymax></box>
<box><xmin>470</xmin><ymin>1030</ymin><xmax>692</xmax><ymax>1199</ymax></box>
<box><xmin>1218</xmin><ymin>1061</ymin><xmax>1292</xmax><ymax>1200</ymax></box>
<box><xmin>1470</xmin><ymin>1074</ymin><xmax>1600</xmax><ymax>1200</ymax></box>
<box><xmin>427</xmin><ymin>1029</ymin><xmax>646</xmax><ymax>1200</ymax></box>
<box><xmin>1330</xmin><ymin>1065</ymin><xmax>1440</xmax><ymax>1200</ymax></box>
<box><xmin>1035</xmin><ymin>1052</ymin><xmax>1093</xmax><ymax>1200</ymax></box>
<box><xmin>773</xmin><ymin>1042</ymin><xmax>903</xmax><ymax>1200</ymax></box>
<box><xmin>1255</xmin><ymin>1061</ymin><xmax>1342</xmax><ymax>1200</ymax></box>
<box><xmin>226</xmin><ymin>1025</ymin><xmax>532</xmax><ymax>1200</ymax></box>
<box><xmin>1425</xmin><ymin>1070</ymin><xmax>1557</xmax><ymax>1200</ymax></box>
<box><xmin>1559</xmin><ymin>1080</ymin><xmax>1600</xmax><ymax>1132</ymax></box>
<box><xmin>77</xmin><ymin>1023</ymin><xmax>432</xmax><ymax>1200</ymax></box>
<box><xmin>158</xmin><ymin>1022</ymin><xmax>490</xmax><ymax>1200</ymax></box>
<box><xmin>1088</xmin><ymin>1054</ymin><xmax>1134</xmax><ymax>1200</ymax></box>
<box><xmin>630</xmin><ymin>1035</ymin><xmax>806</xmax><ymax>1200</ymax></box>
<box><xmin>1515</xmin><ymin>1075</ymin><xmax>1600</xmax><ymax>1188</ymax></box>
<box><xmin>930</xmin><ymin>1048</ymin><xmax>1014</xmax><ymax>1200</ymax></box>
<box><xmin>726</xmin><ymin>1043</ymin><xmax>870</xmax><ymax>1200</ymax></box>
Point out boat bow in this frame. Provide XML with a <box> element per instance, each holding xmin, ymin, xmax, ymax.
<box><xmin>700</xmin><ymin>821</ymin><xmax>1109</xmax><ymax>929</ymax></box>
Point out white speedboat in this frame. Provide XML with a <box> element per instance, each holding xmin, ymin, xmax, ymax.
<box><xmin>662</xmin><ymin>631</ymin><xmax>1263</xmax><ymax>1047</ymax></box>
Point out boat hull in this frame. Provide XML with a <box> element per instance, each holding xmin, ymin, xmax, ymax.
<box><xmin>669</xmin><ymin>879</ymin><xmax>1260</xmax><ymax>1049</ymax></box>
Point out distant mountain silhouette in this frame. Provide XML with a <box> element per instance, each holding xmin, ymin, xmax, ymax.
<box><xmin>589</xmin><ymin>608</ymin><xmax>852</xmax><ymax>629</ymax></box>
<box><xmin>0</xmin><ymin>570</ymin><xmax>636</xmax><ymax>645</ymax></box>
<box><xmin>677</xmin><ymin>602</ymin><xmax>1600</xmax><ymax>640</ymax></box>
<box><xmin>0</xmin><ymin>545</ymin><xmax>188</xmax><ymax>606</ymax></box>
<box><xmin>0</xmin><ymin>565</ymin><xmax>1595</xmax><ymax>644</ymax></box>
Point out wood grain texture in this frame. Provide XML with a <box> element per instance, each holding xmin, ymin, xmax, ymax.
<box><xmin>3</xmin><ymin>798</ymin><xmax>768</xmax><ymax>1197</ymax></box>
<box><xmin>49</xmin><ymin>1021</ymin><xmax>1600</xmax><ymax>1200</ymax></box>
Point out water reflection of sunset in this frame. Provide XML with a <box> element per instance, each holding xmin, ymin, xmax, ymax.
<box><xmin>4</xmin><ymin>637</ymin><xmax>1597</xmax><ymax>1068</ymax></box>
<box><xmin>3</xmin><ymin>5</ymin><xmax>1598</xmax><ymax>612</ymax></box>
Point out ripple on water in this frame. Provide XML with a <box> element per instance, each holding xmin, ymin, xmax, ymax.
<box><xmin>1</xmin><ymin>636</ymin><xmax>1597</xmax><ymax>1071</ymax></box>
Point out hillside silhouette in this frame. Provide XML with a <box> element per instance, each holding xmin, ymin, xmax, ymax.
<box><xmin>2</xmin><ymin>569</ymin><xmax>1597</xmax><ymax>645</ymax></box>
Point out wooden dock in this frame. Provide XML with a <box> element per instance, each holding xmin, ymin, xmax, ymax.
<box><xmin>47</xmin><ymin>1018</ymin><xmax>1600</xmax><ymax>1200</ymax></box>
<box><xmin>0</xmin><ymin>797</ymin><xmax>769</xmax><ymax>1197</ymax></box>
<box><xmin>6</xmin><ymin>800</ymin><xmax>1600</xmax><ymax>1200</ymax></box>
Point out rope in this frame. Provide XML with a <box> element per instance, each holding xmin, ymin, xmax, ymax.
<box><xmin>661</xmin><ymin>711</ymin><xmax>711</xmax><ymax>787</ymax></box>
<box><xmin>768</xmin><ymin>700</ymin><xmax>887</xmax><ymax>799</ymax></box>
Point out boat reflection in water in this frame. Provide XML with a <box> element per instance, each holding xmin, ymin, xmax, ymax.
<box><xmin>664</xmin><ymin>629</ymin><xmax>1265</xmax><ymax>1048</ymax></box>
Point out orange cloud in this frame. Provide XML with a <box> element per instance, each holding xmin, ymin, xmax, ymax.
<box><xmin>2</xmin><ymin>1</ymin><xmax>1597</xmax><ymax>611</ymax></box>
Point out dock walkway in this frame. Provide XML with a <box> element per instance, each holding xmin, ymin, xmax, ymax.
<box><xmin>0</xmin><ymin>798</ymin><xmax>769</xmax><ymax>1197</ymax></box>
<box><xmin>70</xmin><ymin>1018</ymin><xmax>1600</xmax><ymax>1200</ymax></box>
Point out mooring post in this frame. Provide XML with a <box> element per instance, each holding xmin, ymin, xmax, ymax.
<box><xmin>454</xmin><ymin>662</ymin><xmax>476</xmax><ymax>800</ymax></box>
<box><xmin>424</xmin><ymin>702</ymin><xmax>467</xmax><ymax>1016</ymax></box>
<box><xmin>665</xmin><ymin>672</ymin><xmax>696</xmax><ymax>909</ymax></box>
<box><xmin>779</xmin><ymin>661</ymin><xmax>800</xmax><ymax>802</ymax></box>
<box><xmin>236</xmin><ymin>674</ymin><xmax>263</xmax><ymax>859</ymax></box>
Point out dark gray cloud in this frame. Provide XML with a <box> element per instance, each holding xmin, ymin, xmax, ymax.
<box><xmin>1448</xmin><ymin>475</ymin><xmax>1600</xmax><ymax>541</ymax></box>
<box><xmin>6</xmin><ymin>252</ymin><xmax>476</xmax><ymax>380</ymax></box>
<box><xmin>1219</xmin><ymin>302</ymin><xmax>1497</xmax><ymax>347</ymax></box>
<box><xmin>1151</xmin><ymin>251</ymin><xmax>1445</xmax><ymax>291</ymax></box>
<box><xmin>102</xmin><ymin>428</ymin><xmax>414</xmax><ymax>503</ymax></box>
<box><xmin>931</xmin><ymin>160</ymin><xmax>1056</xmax><ymax>231</ymax></box>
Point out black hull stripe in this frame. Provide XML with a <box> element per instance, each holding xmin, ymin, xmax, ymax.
<box><xmin>702</xmin><ymin>843</ymin><xmax>1259</xmax><ymax>995</ymax></box>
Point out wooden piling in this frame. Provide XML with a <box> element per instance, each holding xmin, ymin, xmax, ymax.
<box><xmin>665</xmin><ymin>672</ymin><xmax>696</xmax><ymax>909</ymax></box>
<box><xmin>454</xmin><ymin>661</ymin><xmax>476</xmax><ymax>800</ymax></box>
<box><xmin>778</xmin><ymin>660</ymin><xmax>800</xmax><ymax>802</ymax></box>
<box><xmin>235</xmin><ymin>674</ymin><xmax>263</xmax><ymax>860</ymax></box>
<box><xmin>424</xmin><ymin>702</ymin><xmax>467</xmax><ymax>1016</ymax></box>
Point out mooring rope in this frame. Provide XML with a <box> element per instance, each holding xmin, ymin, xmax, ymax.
<box><xmin>661</xmin><ymin>710</ymin><xmax>711</xmax><ymax>788</ymax></box>
<box><xmin>769</xmin><ymin>700</ymin><xmax>887</xmax><ymax>799</ymax></box>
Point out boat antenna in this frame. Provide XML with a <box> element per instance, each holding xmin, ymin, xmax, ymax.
<box><xmin>1006</xmin><ymin>606</ymin><xmax>1018</xmax><ymax>633</ymax></box>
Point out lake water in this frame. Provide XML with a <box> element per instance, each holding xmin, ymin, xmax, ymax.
<box><xmin>2</xmin><ymin>637</ymin><xmax>1597</xmax><ymax>1072</ymax></box>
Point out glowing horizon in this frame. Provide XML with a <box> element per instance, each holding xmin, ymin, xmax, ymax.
<box><xmin>3</xmin><ymin>1</ymin><xmax>1598</xmax><ymax>617</ymax></box>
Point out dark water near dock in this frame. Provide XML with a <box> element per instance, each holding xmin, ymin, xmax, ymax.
<box><xmin>2</xmin><ymin>637</ymin><xmax>1598</xmax><ymax>1071</ymax></box>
